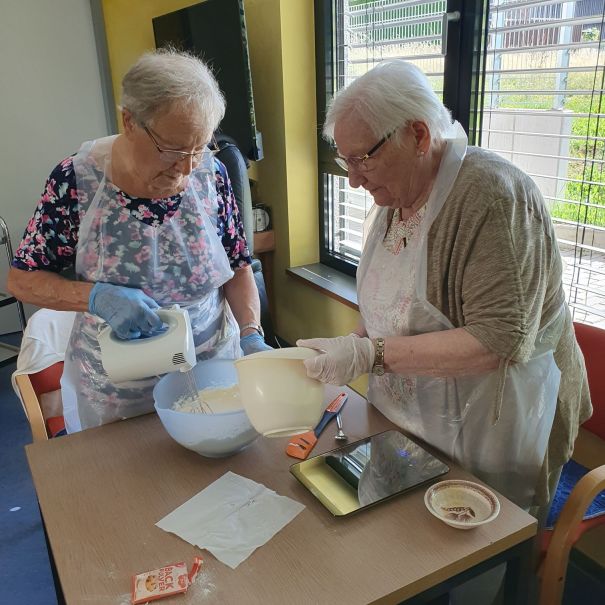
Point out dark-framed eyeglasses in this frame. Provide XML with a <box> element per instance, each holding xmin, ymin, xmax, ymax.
<box><xmin>334</xmin><ymin>130</ymin><xmax>396</xmax><ymax>172</ymax></box>
<box><xmin>143</xmin><ymin>125</ymin><xmax>218</xmax><ymax>165</ymax></box>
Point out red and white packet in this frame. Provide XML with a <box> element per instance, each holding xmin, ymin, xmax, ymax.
<box><xmin>187</xmin><ymin>556</ymin><xmax>203</xmax><ymax>584</ymax></box>
<box><xmin>131</xmin><ymin>557</ymin><xmax>203</xmax><ymax>604</ymax></box>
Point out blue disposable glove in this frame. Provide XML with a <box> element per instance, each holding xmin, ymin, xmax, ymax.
<box><xmin>89</xmin><ymin>282</ymin><xmax>163</xmax><ymax>340</ymax></box>
<box><xmin>240</xmin><ymin>332</ymin><xmax>273</xmax><ymax>356</ymax></box>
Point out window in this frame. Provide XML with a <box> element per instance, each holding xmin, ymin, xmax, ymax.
<box><xmin>315</xmin><ymin>0</ymin><xmax>488</xmax><ymax>274</ymax></box>
<box><xmin>315</xmin><ymin>0</ymin><xmax>605</xmax><ymax>327</ymax></box>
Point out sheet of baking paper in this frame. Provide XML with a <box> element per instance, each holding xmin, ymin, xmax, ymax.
<box><xmin>156</xmin><ymin>471</ymin><xmax>305</xmax><ymax>569</ymax></box>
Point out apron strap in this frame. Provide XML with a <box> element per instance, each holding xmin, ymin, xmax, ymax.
<box><xmin>493</xmin><ymin>357</ymin><xmax>510</xmax><ymax>424</ymax></box>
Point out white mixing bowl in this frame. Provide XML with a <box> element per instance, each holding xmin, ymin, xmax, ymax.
<box><xmin>153</xmin><ymin>358</ymin><xmax>258</xmax><ymax>458</ymax></box>
<box><xmin>234</xmin><ymin>347</ymin><xmax>325</xmax><ymax>437</ymax></box>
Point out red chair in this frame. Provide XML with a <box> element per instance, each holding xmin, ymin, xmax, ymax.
<box><xmin>14</xmin><ymin>361</ymin><xmax>65</xmax><ymax>442</ymax></box>
<box><xmin>539</xmin><ymin>322</ymin><xmax>605</xmax><ymax>605</ymax></box>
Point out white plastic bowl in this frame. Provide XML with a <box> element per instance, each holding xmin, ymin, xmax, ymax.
<box><xmin>234</xmin><ymin>347</ymin><xmax>325</xmax><ymax>437</ymax></box>
<box><xmin>424</xmin><ymin>480</ymin><xmax>501</xmax><ymax>529</ymax></box>
<box><xmin>153</xmin><ymin>358</ymin><xmax>258</xmax><ymax>458</ymax></box>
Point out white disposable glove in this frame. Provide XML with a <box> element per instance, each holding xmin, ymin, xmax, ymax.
<box><xmin>296</xmin><ymin>334</ymin><xmax>375</xmax><ymax>385</ymax></box>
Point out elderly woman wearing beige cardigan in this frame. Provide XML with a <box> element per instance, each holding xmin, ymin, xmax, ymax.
<box><xmin>298</xmin><ymin>60</ymin><xmax>591</xmax><ymax>523</ymax></box>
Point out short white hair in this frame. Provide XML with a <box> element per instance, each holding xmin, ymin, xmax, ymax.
<box><xmin>323</xmin><ymin>60</ymin><xmax>453</xmax><ymax>145</ymax></box>
<box><xmin>120</xmin><ymin>48</ymin><xmax>225</xmax><ymax>132</ymax></box>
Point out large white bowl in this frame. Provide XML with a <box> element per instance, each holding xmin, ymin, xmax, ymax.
<box><xmin>234</xmin><ymin>347</ymin><xmax>325</xmax><ymax>437</ymax></box>
<box><xmin>153</xmin><ymin>358</ymin><xmax>258</xmax><ymax>458</ymax></box>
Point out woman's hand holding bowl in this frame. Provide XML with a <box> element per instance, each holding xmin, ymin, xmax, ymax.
<box><xmin>296</xmin><ymin>334</ymin><xmax>375</xmax><ymax>385</ymax></box>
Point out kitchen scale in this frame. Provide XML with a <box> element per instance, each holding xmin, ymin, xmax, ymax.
<box><xmin>290</xmin><ymin>429</ymin><xmax>449</xmax><ymax>516</ymax></box>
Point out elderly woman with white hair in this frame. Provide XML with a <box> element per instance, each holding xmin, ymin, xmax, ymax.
<box><xmin>8</xmin><ymin>49</ymin><xmax>270</xmax><ymax>432</ymax></box>
<box><xmin>298</xmin><ymin>59</ymin><xmax>591</xmax><ymax>520</ymax></box>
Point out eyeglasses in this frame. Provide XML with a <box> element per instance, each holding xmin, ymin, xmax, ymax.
<box><xmin>334</xmin><ymin>130</ymin><xmax>396</xmax><ymax>172</ymax></box>
<box><xmin>143</xmin><ymin>125</ymin><xmax>218</xmax><ymax>165</ymax></box>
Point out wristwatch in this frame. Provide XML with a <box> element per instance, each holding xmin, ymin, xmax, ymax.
<box><xmin>240</xmin><ymin>322</ymin><xmax>264</xmax><ymax>338</ymax></box>
<box><xmin>372</xmin><ymin>337</ymin><xmax>385</xmax><ymax>376</ymax></box>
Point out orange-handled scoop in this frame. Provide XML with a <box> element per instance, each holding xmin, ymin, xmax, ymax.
<box><xmin>286</xmin><ymin>392</ymin><xmax>348</xmax><ymax>460</ymax></box>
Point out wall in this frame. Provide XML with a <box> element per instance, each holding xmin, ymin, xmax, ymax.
<box><xmin>101</xmin><ymin>0</ymin><xmax>364</xmax><ymax>389</ymax></box>
<box><xmin>483</xmin><ymin>110</ymin><xmax>573</xmax><ymax>200</ymax></box>
<box><xmin>0</xmin><ymin>0</ymin><xmax>110</xmax><ymax>329</ymax></box>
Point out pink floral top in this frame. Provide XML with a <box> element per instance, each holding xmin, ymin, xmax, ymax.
<box><xmin>12</xmin><ymin>156</ymin><xmax>251</xmax><ymax>273</ymax></box>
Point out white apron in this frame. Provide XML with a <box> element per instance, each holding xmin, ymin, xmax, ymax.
<box><xmin>61</xmin><ymin>136</ymin><xmax>240</xmax><ymax>432</ymax></box>
<box><xmin>357</xmin><ymin>122</ymin><xmax>562</xmax><ymax>509</ymax></box>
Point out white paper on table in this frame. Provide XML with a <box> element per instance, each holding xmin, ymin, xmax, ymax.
<box><xmin>156</xmin><ymin>471</ymin><xmax>305</xmax><ymax>569</ymax></box>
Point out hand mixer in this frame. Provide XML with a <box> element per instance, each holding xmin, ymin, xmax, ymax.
<box><xmin>98</xmin><ymin>305</ymin><xmax>213</xmax><ymax>413</ymax></box>
<box><xmin>98</xmin><ymin>305</ymin><xmax>197</xmax><ymax>384</ymax></box>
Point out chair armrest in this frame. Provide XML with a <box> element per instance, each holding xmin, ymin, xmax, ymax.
<box><xmin>539</xmin><ymin>465</ymin><xmax>605</xmax><ymax>605</ymax></box>
<box><xmin>15</xmin><ymin>374</ymin><xmax>49</xmax><ymax>442</ymax></box>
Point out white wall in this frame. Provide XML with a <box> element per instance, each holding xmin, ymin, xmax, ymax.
<box><xmin>482</xmin><ymin>109</ymin><xmax>573</xmax><ymax>200</ymax></box>
<box><xmin>0</xmin><ymin>0</ymin><xmax>110</xmax><ymax>331</ymax></box>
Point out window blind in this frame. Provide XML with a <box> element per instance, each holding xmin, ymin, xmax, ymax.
<box><xmin>321</xmin><ymin>0</ymin><xmax>605</xmax><ymax>328</ymax></box>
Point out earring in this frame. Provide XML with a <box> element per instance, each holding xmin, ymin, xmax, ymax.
<box><xmin>417</xmin><ymin>150</ymin><xmax>425</xmax><ymax>157</ymax></box>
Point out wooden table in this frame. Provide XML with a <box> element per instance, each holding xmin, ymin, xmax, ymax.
<box><xmin>26</xmin><ymin>385</ymin><xmax>537</xmax><ymax>605</ymax></box>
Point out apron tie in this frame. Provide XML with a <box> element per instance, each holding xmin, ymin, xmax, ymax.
<box><xmin>492</xmin><ymin>357</ymin><xmax>510</xmax><ymax>424</ymax></box>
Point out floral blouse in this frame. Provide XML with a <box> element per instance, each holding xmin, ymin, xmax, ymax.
<box><xmin>12</xmin><ymin>156</ymin><xmax>251</xmax><ymax>273</ymax></box>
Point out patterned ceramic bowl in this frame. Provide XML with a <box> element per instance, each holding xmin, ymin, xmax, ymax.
<box><xmin>424</xmin><ymin>480</ymin><xmax>500</xmax><ymax>530</ymax></box>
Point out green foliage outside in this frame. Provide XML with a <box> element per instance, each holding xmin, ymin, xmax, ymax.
<box><xmin>558</xmin><ymin>93</ymin><xmax>605</xmax><ymax>227</ymax></box>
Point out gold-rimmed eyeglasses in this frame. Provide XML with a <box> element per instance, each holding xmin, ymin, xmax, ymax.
<box><xmin>334</xmin><ymin>129</ymin><xmax>396</xmax><ymax>172</ymax></box>
<box><xmin>143</xmin><ymin>125</ymin><xmax>219</xmax><ymax>165</ymax></box>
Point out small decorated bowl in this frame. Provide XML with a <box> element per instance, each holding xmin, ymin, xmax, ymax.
<box><xmin>424</xmin><ymin>480</ymin><xmax>500</xmax><ymax>530</ymax></box>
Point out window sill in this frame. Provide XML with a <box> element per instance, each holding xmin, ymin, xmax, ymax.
<box><xmin>286</xmin><ymin>263</ymin><xmax>359</xmax><ymax>311</ymax></box>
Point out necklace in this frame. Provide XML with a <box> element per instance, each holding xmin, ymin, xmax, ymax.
<box><xmin>382</xmin><ymin>205</ymin><xmax>426</xmax><ymax>255</ymax></box>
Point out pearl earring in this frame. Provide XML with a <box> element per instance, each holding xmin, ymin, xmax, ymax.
<box><xmin>417</xmin><ymin>150</ymin><xmax>425</xmax><ymax>157</ymax></box>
